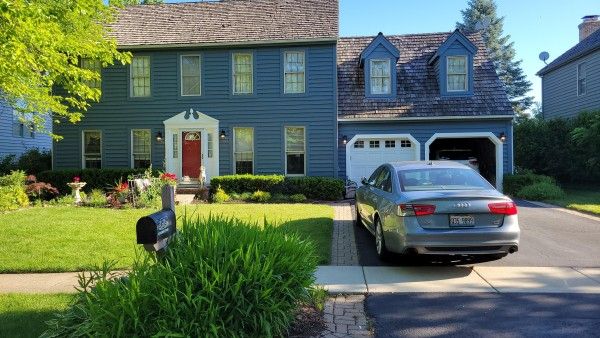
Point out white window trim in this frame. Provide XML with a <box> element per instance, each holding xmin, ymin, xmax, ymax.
<box><xmin>80</xmin><ymin>58</ymin><xmax>102</xmax><ymax>90</ymax></box>
<box><xmin>283</xmin><ymin>50</ymin><xmax>306</xmax><ymax>94</ymax></box>
<box><xmin>130</xmin><ymin>56</ymin><xmax>151</xmax><ymax>97</ymax></box>
<box><xmin>369</xmin><ymin>59</ymin><xmax>392</xmax><ymax>95</ymax></box>
<box><xmin>284</xmin><ymin>126</ymin><xmax>306</xmax><ymax>176</ymax></box>
<box><xmin>233</xmin><ymin>127</ymin><xmax>254</xmax><ymax>174</ymax></box>
<box><xmin>180</xmin><ymin>54</ymin><xmax>202</xmax><ymax>96</ymax></box>
<box><xmin>446</xmin><ymin>55</ymin><xmax>468</xmax><ymax>92</ymax></box>
<box><xmin>82</xmin><ymin>130</ymin><xmax>102</xmax><ymax>169</ymax></box>
<box><xmin>577</xmin><ymin>61</ymin><xmax>587</xmax><ymax>97</ymax></box>
<box><xmin>130</xmin><ymin>129</ymin><xmax>152</xmax><ymax>169</ymax></box>
<box><xmin>232</xmin><ymin>52</ymin><xmax>253</xmax><ymax>95</ymax></box>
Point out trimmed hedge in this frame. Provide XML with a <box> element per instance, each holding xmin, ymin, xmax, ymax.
<box><xmin>503</xmin><ymin>172</ymin><xmax>556</xmax><ymax>196</ymax></box>
<box><xmin>516</xmin><ymin>182</ymin><xmax>565</xmax><ymax>201</ymax></box>
<box><xmin>210</xmin><ymin>174</ymin><xmax>345</xmax><ymax>201</ymax></box>
<box><xmin>37</xmin><ymin>168</ymin><xmax>157</xmax><ymax>195</ymax></box>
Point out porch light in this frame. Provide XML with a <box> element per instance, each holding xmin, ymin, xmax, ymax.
<box><xmin>219</xmin><ymin>129</ymin><xmax>226</xmax><ymax>140</ymax></box>
<box><xmin>155</xmin><ymin>131</ymin><xmax>164</xmax><ymax>143</ymax></box>
<box><xmin>499</xmin><ymin>132</ymin><xmax>507</xmax><ymax>142</ymax></box>
<box><xmin>341</xmin><ymin>135</ymin><xmax>348</xmax><ymax>145</ymax></box>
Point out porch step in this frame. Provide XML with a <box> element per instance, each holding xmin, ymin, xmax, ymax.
<box><xmin>175</xmin><ymin>194</ymin><xmax>196</xmax><ymax>205</ymax></box>
<box><xmin>176</xmin><ymin>186</ymin><xmax>202</xmax><ymax>194</ymax></box>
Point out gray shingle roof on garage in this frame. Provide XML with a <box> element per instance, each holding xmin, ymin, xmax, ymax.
<box><xmin>109</xmin><ymin>0</ymin><xmax>339</xmax><ymax>47</ymax></box>
<box><xmin>337</xmin><ymin>32</ymin><xmax>514</xmax><ymax>120</ymax></box>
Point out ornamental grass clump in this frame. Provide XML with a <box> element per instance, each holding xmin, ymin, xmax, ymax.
<box><xmin>42</xmin><ymin>214</ymin><xmax>319</xmax><ymax>337</ymax></box>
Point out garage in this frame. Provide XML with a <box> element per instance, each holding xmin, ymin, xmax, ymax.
<box><xmin>425</xmin><ymin>132</ymin><xmax>504</xmax><ymax>190</ymax></box>
<box><xmin>346</xmin><ymin>134</ymin><xmax>420</xmax><ymax>184</ymax></box>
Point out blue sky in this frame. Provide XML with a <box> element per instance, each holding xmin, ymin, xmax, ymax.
<box><xmin>165</xmin><ymin>0</ymin><xmax>599</xmax><ymax>103</ymax></box>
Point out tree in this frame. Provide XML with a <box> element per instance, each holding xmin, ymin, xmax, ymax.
<box><xmin>457</xmin><ymin>0</ymin><xmax>533</xmax><ymax>114</ymax></box>
<box><xmin>109</xmin><ymin>0</ymin><xmax>163</xmax><ymax>5</ymax></box>
<box><xmin>0</xmin><ymin>0</ymin><xmax>131</xmax><ymax>139</ymax></box>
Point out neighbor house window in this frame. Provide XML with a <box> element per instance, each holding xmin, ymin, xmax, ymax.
<box><xmin>83</xmin><ymin>130</ymin><xmax>102</xmax><ymax>169</ymax></box>
<box><xmin>370</xmin><ymin>59</ymin><xmax>391</xmax><ymax>95</ymax></box>
<box><xmin>131</xmin><ymin>129</ymin><xmax>151</xmax><ymax>169</ymax></box>
<box><xmin>12</xmin><ymin>110</ymin><xmax>24</xmax><ymax>138</ymax></box>
<box><xmin>447</xmin><ymin>56</ymin><xmax>468</xmax><ymax>92</ymax></box>
<box><xmin>181</xmin><ymin>55</ymin><xmax>201</xmax><ymax>96</ymax></box>
<box><xmin>578</xmin><ymin>62</ymin><xmax>587</xmax><ymax>96</ymax></box>
<box><xmin>234</xmin><ymin>127</ymin><xmax>253</xmax><ymax>174</ymax></box>
<box><xmin>285</xmin><ymin>127</ymin><xmax>305</xmax><ymax>176</ymax></box>
<box><xmin>284</xmin><ymin>51</ymin><xmax>305</xmax><ymax>93</ymax></box>
<box><xmin>232</xmin><ymin>53</ymin><xmax>253</xmax><ymax>94</ymax></box>
<box><xmin>80</xmin><ymin>58</ymin><xmax>102</xmax><ymax>90</ymax></box>
<box><xmin>130</xmin><ymin>56</ymin><xmax>151</xmax><ymax>97</ymax></box>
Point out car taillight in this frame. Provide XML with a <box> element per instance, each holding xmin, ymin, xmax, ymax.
<box><xmin>488</xmin><ymin>202</ymin><xmax>518</xmax><ymax>215</ymax></box>
<box><xmin>398</xmin><ymin>204</ymin><xmax>436</xmax><ymax>216</ymax></box>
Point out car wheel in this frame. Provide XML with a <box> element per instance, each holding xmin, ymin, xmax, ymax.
<box><xmin>375</xmin><ymin>218</ymin><xmax>390</xmax><ymax>261</ymax></box>
<box><xmin>355</xmin><ymin>203</ymin><xmax>363</xmax><ymax>227</ymax></box>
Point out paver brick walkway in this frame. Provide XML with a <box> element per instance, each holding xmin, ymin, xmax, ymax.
<box><xmin>330</xmin><ymin>203</ymin><xmax>359</xmax><ymax>266</ymax></box>
<box><xmin>319</xmin><ymin>294</ymin><xmax>371</xmax><ymax>337</ymax></box>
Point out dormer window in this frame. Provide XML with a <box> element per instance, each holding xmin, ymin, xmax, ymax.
<box><xmin>370</xmin><ymin>59</ymin><xmax>391</xmax><ymax>95</ymax></box>
<box><xmin>447</xmin><ymin>56</ymin><xmax>468</xmax><ymax>92</ymax></box>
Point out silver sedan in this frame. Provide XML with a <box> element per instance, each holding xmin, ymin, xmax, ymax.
<box><xmin>356</xmin><ymin>161</ymin><xmax>520</xmax><ymax>260</ymax></box>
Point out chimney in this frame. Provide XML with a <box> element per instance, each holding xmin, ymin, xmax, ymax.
<box><xmin>579</xmin><ymin>15</ymin><xmax>600</xmax><ymax>41</ymax></box>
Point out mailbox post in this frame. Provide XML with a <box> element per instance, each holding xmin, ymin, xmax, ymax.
<box><xmin>136</xmin><ymin>185</ymin><xmax>177</xmax><ymax>252</ymax></box>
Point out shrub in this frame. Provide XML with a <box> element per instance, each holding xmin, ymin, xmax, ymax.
<box><xmin>0</xmin><ymin>171</ymin><xmax>28</xmax><ymax>211</ymax></box>
<box><xmin>85</xmin><ymin>189</ymin><xmax>107</xmax><ymax>208</ymax></box>
<box><xmin>289</xmin><ymin>193</ymin><xmax>308</xmax><ymax>203</ymax></box>
<box><xmin>271</xmin><ymin>193</ymin><xmax>290</xmax><ymax>203</ymax></box>
<box><xmin>503</xmin><ymin>171</ymin><xmax>555</xmax><ymax>196</ymax></box>
<box><xmin>209</xmin><ymin>174</ymin><xmax>284</xmax><ymax>194</ymax></box>
<box><xmin>16</xmin><ymin>149</ymin><xmax>52</xmax><ymax>174</ymax></box>
<box><xmin>251</xmin><ymin>190</ymin><xmax>271</xmax><ymax>203</ymax></box>
<box><xmin>24</xmin><ymin>175</ymin><xmax>59</xmax><ymax>201</ymax></box>
<box><xmin>37</xmin><ymin>168</ymin><xmax>158</xmax><ymax>195</ymax></box>
<box><xmin>212</xmin><ymin>186</ymin><xmax>230</xmax><ymax>203</ymax></box>
<box><xmin>42</xmin><ymin>215</ymin><xmax>318</xmax><ymax>337</ymax></box>
<box><xmin>516</xmin><ymin>182</ymin><xmax>565</xmax><ymax>201</ymax></box>
<box><xmin>0</xmin><ymin>154</ymin><xmax>16</xmax><ymax>174</ymax></box>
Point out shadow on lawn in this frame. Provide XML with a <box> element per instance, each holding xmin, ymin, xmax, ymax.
<box><xmin>0</xmin><ymin>308</ymin><xmax>61</xmax><ymax>338</ymax></box>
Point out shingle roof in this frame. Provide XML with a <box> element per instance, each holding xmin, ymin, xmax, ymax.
<box><xmin>108</xmin><ymin>0</ymin><xmax>338</xmax><ymax>47</ymax></box>
<box><xmin>537</xmin><ymin>28</ymin><xmax>600</xmax><ymax>76</ymax></box>
<box><xmin>337</xmin><ymin>32</ymin><xmax>514</xmax><ymax>120</ymax></box>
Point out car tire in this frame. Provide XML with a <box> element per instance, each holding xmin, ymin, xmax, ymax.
<box><xmin>375</xmin><ymin>218</ymin><xmax>390</xmax><ymax>261</ymax></box>
<box><xmin>355</xmin><ymin>203</ymin><xmax>363</xmax><ymax>227</ymax></box>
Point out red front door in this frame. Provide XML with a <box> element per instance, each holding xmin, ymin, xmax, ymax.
<box><xmin>182</xmin><ymin>131</ymin><xmax>201</xmax><ymax>179</ymax></box>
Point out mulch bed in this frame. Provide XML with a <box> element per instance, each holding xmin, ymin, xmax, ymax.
<box><xmin>288</xmin><ymin>304</ymin><xmax>325</xmax><ymax>337</ymax></box>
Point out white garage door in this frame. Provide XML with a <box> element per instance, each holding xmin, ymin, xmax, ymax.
<box><xmin>346</xmin><ymin>137</ymin><xmax>418</xmax><ymax>184</ymax></box>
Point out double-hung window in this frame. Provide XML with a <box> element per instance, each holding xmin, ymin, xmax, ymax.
<box><xmin>284</xmin><ymin>51</ymin><xmax>305</xmax><ymax>93</ymax></box>
<box><xmin>234</xmin><ymin>127</ymin><xmax>254</xmax><ymax>174</ymax></box>
<box><xmin>130</xmin><ymin>56</ymin><xmax>151</xmax><ymax>97</ymax></box>
<box><xmin>370</xmin><ymin>59</ymin><xmax>391</xmax><ymax>95</ymax></box>
<box><xmin>447</xmin><ymin>56</ymin><xmax>468</xmax><ymax>92</ymax></box>
<box><xmin>83</xmin><ymin>130</ymin><xmax>102</xmax><ymax>169</ymax></box>
<box><xmin>232</xmin><ymin>53</ymin><xmax>253</xmax><ymax>94</ymax></box>
<box><xmin>578</xmin><ymin>62</ymin><xmax>587</xmax><ymax>96</ymax></box>
<box><xmin>131</xmin><ymin>129</ymin><xmax>151</xmax><ymax>169</ymax></box>
<box><xmin>81</xmin><ymin>58</ymin><xmax>102</xmax><ymax>90</ymax></box>
<box><xmin>285</xmin><ymin>127</ymin><xmax>305</xmax><ymax>176</ymax></box>
<box><xmin>181</xmin><ymin>55</ymin><xmax>201</xmax><ymax>96</ymax></box>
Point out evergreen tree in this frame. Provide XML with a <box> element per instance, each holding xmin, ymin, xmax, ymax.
<box><xmin>457</xmin><ymin>0</ymin><xmax>533</xmax><ymax>115</ymax></box>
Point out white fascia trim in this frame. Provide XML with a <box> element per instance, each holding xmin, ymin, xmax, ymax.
<box><xmin>119</xmin><ymin>38</ymin><xmax>337</xmax><ymax>50</ymax></box>
<box><xmin>424</xmin><ymin>132</ymin><xmax>504</xmax><ymax>191</ymax></box>
<box><xmin>338</xmin><ymin>115</ymin><xmax>515</xmax><ymax>123</ymax></box>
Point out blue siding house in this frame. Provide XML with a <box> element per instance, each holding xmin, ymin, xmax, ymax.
<box><xmin>0</xmin><ymin>99</ymin><xmax>52</xmax><ymax>158</ymax></box>
<box><xmin>52</xmin><ymin>0</ymin><xmax>339</xmax><ymax>183</ymax></box>
<box><xmin>52</xmin><ymin>0</ymin><xmax>515</xmax><ymax>190</ymax></box>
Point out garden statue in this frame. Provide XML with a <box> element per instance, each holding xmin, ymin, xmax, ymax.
<box><xmin>67</xmin><ymin>176</ymin><xmax>86</xmax><ymax>205</ymax></box>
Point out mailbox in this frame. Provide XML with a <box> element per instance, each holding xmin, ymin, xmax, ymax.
<box><xmin>136</xmin><ymin>209</ymin><xmax>176</xmax><ymax>252</ymax></box>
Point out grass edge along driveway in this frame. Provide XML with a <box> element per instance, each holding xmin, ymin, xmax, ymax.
<box><xmin>0</xmin><ymin>203</ymin><xmax>333</xmax><ymax>273</ymax></box>
<box><xmin>549</xmin><ymin>188</ymin><xmax>600</xmax><ymax>216</ymax></box>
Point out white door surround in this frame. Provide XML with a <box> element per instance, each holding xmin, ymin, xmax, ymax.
<box><xmin>424</xmin><ymin>132</ymin><xmax>503</xmax><ymax>190</ymax></box>
<box><xmin>163</xmin><ymin>109</ymin><xmax>219</xmax><ymax>184</ymax></box>
<box><xmin>345</xmin><ymin>134</ymin><xmax>420</xmax><ymax>184</ymax></box>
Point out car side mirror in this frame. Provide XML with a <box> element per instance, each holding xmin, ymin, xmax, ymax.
<box><xmin>361</xmin><ymin>177</ymin><xmax>369</xmax><ymax>186</ymax></box>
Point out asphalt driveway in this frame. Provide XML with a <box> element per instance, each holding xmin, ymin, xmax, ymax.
<box><xmin>356</xmin><ymin>200</ymin><xmax>600</xmax><ymax>267</ymax></box>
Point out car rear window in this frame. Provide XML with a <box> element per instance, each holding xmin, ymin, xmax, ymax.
<box><xmin>398</xmin><ymin>168</ymin><xmax>493</xmax><ymax>191</ymax></box>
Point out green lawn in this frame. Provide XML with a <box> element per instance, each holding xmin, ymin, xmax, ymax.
<box><xmin>549</xmin><ymin>188</ymin><xmax>600</xmax><ymax>216</ymax></box>
<box><xmin>0</xmin><ymin>293</ymin><xmax>75</xmax><ymax>338</ymax></box>
<box><xmin>0</xmin><ymin>203</ymin><xmax>333</xmax><ymax>273</ymax></box>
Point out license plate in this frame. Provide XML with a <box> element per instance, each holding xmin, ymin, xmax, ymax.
<box><xmin>449</xmin><ymin>215</ymin><xmax>475</xmax><ymax>226</ymax></box>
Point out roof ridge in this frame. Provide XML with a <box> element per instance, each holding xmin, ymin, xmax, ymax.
<box><xmin>339</xmin><ymin>30</ymin><xmax>485</xmax><ymax>40</ymax></box>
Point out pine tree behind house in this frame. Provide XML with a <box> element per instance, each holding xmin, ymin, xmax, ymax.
<box><xmin>457</xmin><ymin>0</ymin><xmax>533</xmax><ymax>116</ymax></box>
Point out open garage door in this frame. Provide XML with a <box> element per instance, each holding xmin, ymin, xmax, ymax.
<box><xmin>346</xmin><ymin>135</ymin><xmax>420</xmax><ymax>184</ymax></box>
<box><xmin>425</xmin><ymin>133</ymin><xmax>503</xmax><ymax>190</ymax></box>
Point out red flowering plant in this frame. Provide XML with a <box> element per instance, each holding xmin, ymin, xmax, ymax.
<box><xmin>108</xmin><ymin>180</ymin><xmax>130</xmax><ymax>207</ymax></box>
<box><xmin>73</xmin><ymin>176</ymin><xmax>81</xmax><ymax>183</ymax></box>
<box><xmin>159</xmin><ymin>172</ymin><xmax>177</xmax><ymax>186</ymax></box>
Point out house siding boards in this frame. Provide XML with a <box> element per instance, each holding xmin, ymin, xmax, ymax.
<box><xmin>541</xmin><ymin>49</ymin><xmax>600</xmax><ymax>119</ymax></box>
<box><xmin>0</xmin><ymin>99</ymin><xmax>52</xmax><ymax>158</ymax></box>
<box><xmin>53</xmin><ymin>43</ymin><xmax>338</xmax><ymax>177</ymax></box>
<box><xmin>337</xmin><ymin>119</ymin><xmax>514</xmax><ymax>178</ymax></box>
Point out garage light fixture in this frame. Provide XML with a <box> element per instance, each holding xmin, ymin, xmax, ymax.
<box><xmin>499</xmin><ymin>132</ymin><xmax>507</xmax><ymax>142</ymax></box>
<box><xmin>219</xmin><ymin>129</ymin><xmax>227</xmax><ymax>140</ymax></box>
<box><xmin>155</xmin><ymin>131</ymin><xmax>164</xmax><ymax>143</ymax></box>
<box><xmin>341</xmin><ymin>135</ymin><xmax>348</xmax><ymax>145</ymax></box>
